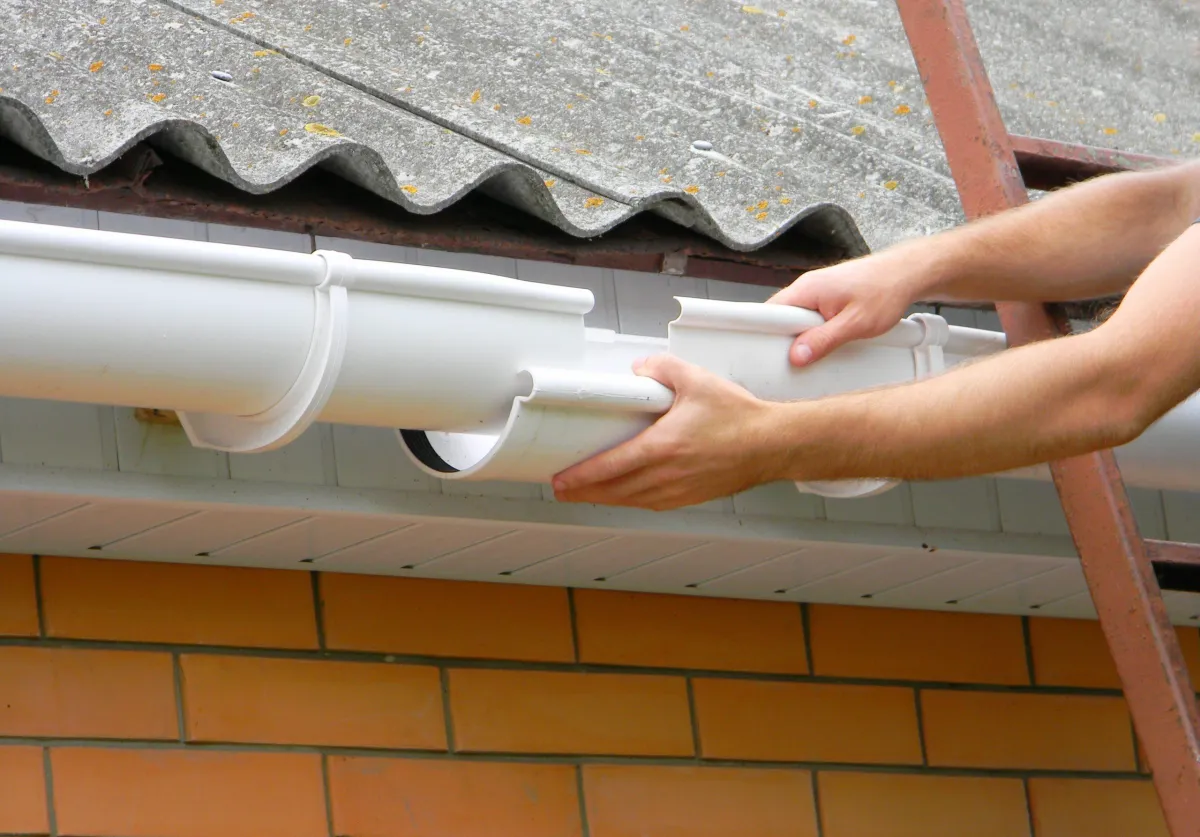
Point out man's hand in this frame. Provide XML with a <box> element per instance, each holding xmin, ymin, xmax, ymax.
<box><xmin>767</xmin><ymin>246</ymin><xmax>928</xmax><ymax>367</ymax></box>
<box><xmin>552</xmin><ymin>355</ymin><xmax>782</xmax><ymax>510</ymax></box>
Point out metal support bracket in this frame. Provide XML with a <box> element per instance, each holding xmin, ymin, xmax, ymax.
<box><xmin>178</xmin><ymin>249</ymin><xmax>352</xmax><ymax>452</ymax></box>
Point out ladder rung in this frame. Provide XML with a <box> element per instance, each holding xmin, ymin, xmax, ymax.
<box><xmin>1146</xmin><ymin>540</ymin><xmax>1200</xmax><ymax>593</ymax></box>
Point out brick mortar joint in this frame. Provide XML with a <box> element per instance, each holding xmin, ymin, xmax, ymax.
<box><xmin>0</xmin><ymin>636</ymin><xmax>1141</xmax><ymax>698</ymax></box>
<box><xmin>0</xmin><ymin>737</ymin><xmax>1157</xmax><ymax>782</ymax></box>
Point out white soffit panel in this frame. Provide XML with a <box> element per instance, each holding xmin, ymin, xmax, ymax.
<box><xmin>412</xmin><ymin>528</ymin><xmax>614</xmax><ymax>579</ymax></box>
<box><xmin>310</xmin><ymin>519</ymin><xmax>517</xmax><ymax>573</ymax></box>
<box><xmin>107</xmin><ymin>508</ymin><xmax>309</xmax><ymax>561</ymax></box>
<box><xmin>210</xmin><ymin>514</ymin><xmax>405</xmax><ymax>563</ymax></box>
<box><xmin>0</xmin><ymin>478</ymin><xmax>1197</xmax><ymax>625</ymax></box>
<box><xmin>0</xmin><ymin>502</ymin><xmax>192</xmax><ymax>555</ymax></box>
<box><xmin>511</xmin><ymin>533</ymin><xmax>709</xmax><ymax>586</ymax></box>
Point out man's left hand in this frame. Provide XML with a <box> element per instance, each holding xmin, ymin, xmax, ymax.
<box><xmin>552</xmin><ymin>355</ymin><xmax>784</xmax><ymax>510</ymax></box>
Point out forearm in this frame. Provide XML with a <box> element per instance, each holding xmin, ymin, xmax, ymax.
<box><xmin>764</xmin><ymin>329</ymin><xmax>1144</xmax><ymax>483</ymax></box>
<box><xmin>897</xmin><ymin>160</ymin><xmax>1200</xmax><ymax>305</ymax></box>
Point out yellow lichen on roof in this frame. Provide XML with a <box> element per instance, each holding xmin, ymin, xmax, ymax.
<box><xmin>584</xmin><ymin>196</ymin><xmax>604</xmax><ymax>207</ymax></box>
<box><xmin>470</xmin><ymin>89</ymin><xmax>481</xmax><ymax>103</ymax></box>
<box><xmin>401</xmin><ymin>184</ymin><xmax>418</xmax><ymax>194</ymax></box>
<box><xmin>89</xmin><ymin>60</ymin><xmax>104</xmax><ymax>72</ymax></box>
<box><xmin>304</xmin><ymin>122</ymin><xmax>341</xmax><ymax>136</ymax></box>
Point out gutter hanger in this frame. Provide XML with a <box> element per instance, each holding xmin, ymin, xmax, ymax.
<box><xmin>0</xmin><ymin>219</ymin><xmax>1195</xmax><ymax>499</ymax></box>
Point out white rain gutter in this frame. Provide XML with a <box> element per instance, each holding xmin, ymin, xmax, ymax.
<box><xmin>0</xmin><ymin>218</ymin><xmax>1196</xmax><ymax>500</ymax></box>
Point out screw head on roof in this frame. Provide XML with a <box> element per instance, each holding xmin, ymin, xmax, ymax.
<box><xmin>691</xmin><ymin>140</ymin><xmax>713</xmax><ymax>151</ymax></box>
<box><xmin>211</xmin><ymin>70</ymin><xmax>234</xmax><ymax>82</ymax></box>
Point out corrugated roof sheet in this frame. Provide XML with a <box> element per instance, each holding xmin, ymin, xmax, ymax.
<box><xmin>1</xmin><ymin>0</ymin><xmax>1196</xmax><ymax>253</ymax></box>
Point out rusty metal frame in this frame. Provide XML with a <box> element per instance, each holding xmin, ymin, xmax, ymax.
<box><xmin>895</xmin><ymin>1</ymin><xmax>1200</xmax><ymax>832</ymax></box>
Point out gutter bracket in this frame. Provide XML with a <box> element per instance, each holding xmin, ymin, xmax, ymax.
<box><xmin>178</xmin><ymin>249</ymin><xmax>352</xmax><ymax>453</ymax></box>
<box><xmin>909</xmin><ymin>313</ymin><xmax>950</xmax><ymax>378</ymax></box>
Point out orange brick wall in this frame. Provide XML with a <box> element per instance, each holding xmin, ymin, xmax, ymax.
<box><xmin>1</xmin><ymin>553</ymin><xmax>1193</xmax><ymax>837</ymax></box>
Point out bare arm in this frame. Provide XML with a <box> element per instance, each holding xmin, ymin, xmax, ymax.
<box><xmin>766</xmin><ymin>226</ymin><xmax>1200</xmax><ymax>483</ymax></box>
<box><xmin>916</xmin><ymin>160</ymin><xmax>1200</xmax><ymax>304</ymax></box>
<box><xmin>552</xmin><ymin>226</ymin><xmax>1200</xmax><ymax>509</ymax></box>
<box><xmin>775</xmin><ymin>160</ymin><xmax>1200</xmax><ymax>365</ymax></box>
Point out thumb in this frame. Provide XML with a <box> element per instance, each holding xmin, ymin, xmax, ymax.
<box><xmin>790</xmin><ymin>317</ymin><xmax>856</xmax><ymax>366</ymax></box>
<box><xmin>633</xmin><ymin>353</ymin><xmax>694</xmax><ymax>391</ymax></box>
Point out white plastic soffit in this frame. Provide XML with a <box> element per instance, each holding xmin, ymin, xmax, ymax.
<box><xmin>0</xmin><ymin>217</ymin><xmax>1198</xmax><ymax>499</ymax></box>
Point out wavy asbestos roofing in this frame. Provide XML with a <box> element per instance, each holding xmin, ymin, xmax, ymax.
<box><xmin>0</xmin><ymin>0</ymin><xmax>1196</xmax><ymax>253</ymax></box>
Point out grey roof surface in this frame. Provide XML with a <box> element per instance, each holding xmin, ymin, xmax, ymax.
<box><xmin>1</xmin><ymin>0</ymin><xmax>1196</xmax><ymax>253</ymax></box>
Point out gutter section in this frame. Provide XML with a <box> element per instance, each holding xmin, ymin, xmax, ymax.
<box><xmin>0</xmin><ymin>219</ymin><xmax>1196</xmax><ymax>500</ymax></box>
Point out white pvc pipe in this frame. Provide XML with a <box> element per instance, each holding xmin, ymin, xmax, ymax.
<box><xmin>0</xmin><ymin>218</ymin><xmax>1196</xmax><ymax>498</ymax></box>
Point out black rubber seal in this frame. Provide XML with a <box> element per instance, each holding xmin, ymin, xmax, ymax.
<box><xmin>398</xmin><ymin>429</ymin><xmax>459</xmax><ymax>474</ymax></box>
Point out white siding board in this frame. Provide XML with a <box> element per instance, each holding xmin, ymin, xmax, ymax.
<box><xmin>413</xmin><ymin>528</ymin><xmax>612</xmax><ymax>579</ymax></box>
<box><xmin>442</xmin><ymin>478</ymin><xmax>544</xmax><ymax>501</ymax></box>
<box><xmin>0</xmin><ymin>400</ymin><xmax>106</xmax><ymax>470</ymax></box>
<box><xmin>997</xmin><ymin>479</ymin><xmax>1069</xmax><ymax>535</ymax></box>
<box><xmin>0</xmin><ymin>200</ymin><xmax>97</xmax><ymax>229</ymax></box>
<box><xmin>332</xmin><ymin>425</ymin><xmax>441</xmax><ymax>492</ymax></box>
<box><xmin>699</xmin><ymin>545</ymin><xmax>887</xmax><ymax>599</ymax></box>
<box><xmin>114</xmin><ymin>408</ymin><xmax>229</xmax><ymax>478</ymax></box>
<box><xmin>1128</xmin><ymin>487</ymin><xmax>1168</xmax><ymax>539</ymax></box>
<box><xmin>1034</xmin><ymin>592</ymin><xmax>1097</xmax><ymax>620</ymax></box>
<box><xmin>97</xmin><ymin>211</ymin><xmax>206</xmax><ymax>240</ymax></box>
<box><xmin>911</xmin><ymin>479</ymin><xmax>1001</xmax><ymax>531</ymax></box>
<box><xmin>517</xmin><ymin>260</ymin><xmax>618</xmax><ymax>330</ymax></box>
<box><xmin>870</xmin><ymin>552</ymin><xmax>1070</xmax><ymax>608</ymax></box>
<box><xmin>1163</xmin><ymin>591</ymin><xmax>1200</xmax><ymax>623</ymax></box>
<box><xmin>416</xmin><ymin>249</ymin><xmax>517</xmax><ymax>278</ymax></box>
<box><xmin>0</xmin><ymin>495</ymin><xmax>87</xmax><ymax>538</ymax></box>
<box><xmin>999</xmin><ymin>480</ymin><xmax>1166</xmax><ymax>538</ymax></box>
<box><xmin>513</xmin><ymin>533</ymin><xmax>708</xmax><ymax>586</ymax></box>
<box><xmin>963</xmin><ymin>563</ymin><xmax>1087</xmax><ymax>612</ymax></box>
<box><xmin>0</xmin><ymin>502</ymin><xmax>192</xmax><ymax>554</ymax></box>
<box><xmin>704</xmin><ymin>279</ymin><xmax>775</xmax><ymax>303</ymax></box>
<box><xmin>733</xmin><ymin>482</ymin><xmax>825</xmax><ymax>520</ymax></box>
<box><xmin>313</xmin><ymin>236</ymin><xmax>417</xmax><ymax>264</ymax></box>
<box><xmin>791</xmin><ymin>550</ymin><xmax>980</xmax><ymax>603</ymax></box>
<box><xmin>212</xmin><ymin>515</ymin><xmax>404</xmax><ymax>564</ymax></box>
<box><xmin>612</xmin><ymin>270</ymin><xmax>706</xmax><ymax>337</ymax></box>
<box><xmin>1163</xmin><ymin>491</ymin><xmax>1200</xmax><ymax>542</ymax></box>
<box><xmin>313</xmin><ymin>519</ymin><xmax>515</xmax><ymax>573</ymax></box>
<box><xmin>938</xmin><ymin>307</ymin><xmax>979</xmax><ymax>328</ymax></box>
<box><xmin>107</xmin><ymin>508</ymin><xmax>306</xmax><ymax>560</ymax></box>
<box><xmin>206</xmin><ymin>224</ymin><xmax>310</xmax><ymax>252</ymax></box>
<box><xmin>825</xmin><ymin>484</ymin><xmax>915</xmax><ymax>526</ymax></box>
<box><xmin>227</xmin><ymin>424</ymin><xmax>333</xmax><ymax>486</ymax></box>
<box><xmin>606</xmin><ymin>539</ymin><xmax>800</xmax><ymax>590</ymax></box>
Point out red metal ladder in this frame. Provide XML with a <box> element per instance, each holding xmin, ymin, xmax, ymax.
<box><xmin>895</xmin><ymin>1</ymin><xmax>1200</xmax><ymax>833</ymax></box>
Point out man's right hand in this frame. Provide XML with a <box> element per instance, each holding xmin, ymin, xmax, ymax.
<box><xmin>766</xmin><ymin>248</ymin><xmax>926</xmax><ymax>367</ymax></box>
